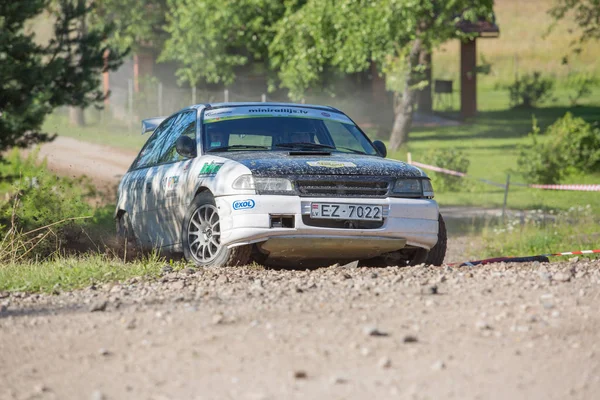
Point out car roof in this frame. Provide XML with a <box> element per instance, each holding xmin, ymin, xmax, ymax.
<box><xmin>187</xmin><ymin>102</ymin><xmax>342</xmax><ymax>114</ymax></box>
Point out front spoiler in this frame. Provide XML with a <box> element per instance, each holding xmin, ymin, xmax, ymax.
<box><xmin>257</xmin><ymin>235</ymin><xmax>407</xmax><ymax>260</ymax></box>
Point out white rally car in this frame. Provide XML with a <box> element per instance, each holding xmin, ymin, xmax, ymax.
<box><xmin>115</xmin><ymin>103</ymin><xmax>447</xmax><ymax>267</ymax></box>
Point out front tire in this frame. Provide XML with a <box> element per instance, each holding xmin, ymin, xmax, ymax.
<box><xmin>182</xmin><ymin>192</ymin><xmax>251</xmax><ymax>267</ymax></box>
<box><xmin>425</xmin><ymin>214</ymin><xmax>447</xmax><ymax>266</ymax></box>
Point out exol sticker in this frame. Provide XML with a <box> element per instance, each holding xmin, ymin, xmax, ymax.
<box><xmin>306</xmin><ymin>161</ymin><xmax>357</xmax><ymax>168</ymax></box>
<box><xmin>232</xmin><ymin>199</ymin><xmax>256</xmax><ymax>210</ymax></box>
<box><xmin>198</xmin><ymin>161</ymin><xmax>223</xmax><ymax>177</ymax></box>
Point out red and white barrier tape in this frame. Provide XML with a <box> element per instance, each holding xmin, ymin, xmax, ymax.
<box><xmin>549</xmin><ymin>249</ymin><xmax>600</xmax><ymax>256</ymax></box>
<box><xmin>409</xmin><ymin>160</ymin><xmax>600</xmax><ymax>192</ymax></box>
<box><xmin>528</xmin><ymin>184</ymin><xmax>600</xmax><ymax>192</ymax></box>
<box><xmin>410</xmin><ymin>161</ymin><xmax>467</xmax><ymax>177</ymax></box>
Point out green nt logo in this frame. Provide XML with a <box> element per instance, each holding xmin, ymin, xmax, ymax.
<box><xmin>199</xmin><ymin>162</ymin><xmax>223</xmax><ymax>176</ymax></box>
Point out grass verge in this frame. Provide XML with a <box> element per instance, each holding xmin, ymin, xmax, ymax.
<box><xmin>0</xmin><ymin>253</ymin><xmax>181</xmax><ymax>293</ymax></box>
<box><xmin>479</xmin><ymin>206</ymin><xmax>600</xmax><ymax>259</ymax></box>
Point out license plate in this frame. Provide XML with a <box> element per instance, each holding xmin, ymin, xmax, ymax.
<box><xmin>310</xmin><ymin>203</ymin><xmax>383</xmax><ymax>221</ymax></box>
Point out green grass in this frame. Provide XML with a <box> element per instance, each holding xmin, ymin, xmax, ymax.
<box><xmin>0</xmin><ymin>253</ymin><xmax>174</xmax><ymax>293</ymax></box>
<box><xmin>478</xmin><ymin>206</ymin><xmax>600</xmax><ymax>259</ymax></box>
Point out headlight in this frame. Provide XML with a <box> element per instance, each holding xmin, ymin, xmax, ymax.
<box><xmin>393</xmin><ymin>179</ymin><xmax>422</xmax><ymax>195</ymax></box>
<box><xmin>232</xmin><ymin>175</ymin><xmax>294</xmax><ymax>193</ymax></box>
<box><xmin>392</xmin><ymin>178</ymin><xmax>434</xmax><ymax>198</ymax></box>
<box><xmin>422</xmin><ymin>179</ymin><xmax>435</xmax><ymax>198</ymax></box>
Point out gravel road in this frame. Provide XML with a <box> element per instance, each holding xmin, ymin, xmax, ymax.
<box><xmin>2</xmin><ymin>258</ymin><xmax>599</xmax><ymax>400</ymax></box>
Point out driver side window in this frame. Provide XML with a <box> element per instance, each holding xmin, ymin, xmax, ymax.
<box><xmin>156</xmin><ymin>111</ymin><xmax>196</xmax><ymax>164</ymax></box>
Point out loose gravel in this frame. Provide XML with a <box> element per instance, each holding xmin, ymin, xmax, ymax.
<box><xmin>1</xmin><ymin>254</ymin><xmax>600</xmax><ymax>399</ymax></box>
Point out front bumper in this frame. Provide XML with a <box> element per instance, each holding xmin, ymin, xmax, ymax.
<box><xmin>215</xmin><ymin>195</ymin><xmax>439</xmax><ymax>259</ymax></box>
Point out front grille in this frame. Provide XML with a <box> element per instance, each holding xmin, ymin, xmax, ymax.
<box><xmin>295</xmin><ymin>179</ymin><xmax>390</xmax><ymax>197</ymax></box>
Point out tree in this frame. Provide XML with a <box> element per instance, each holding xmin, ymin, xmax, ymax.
<box><xmin>159</xmin><ymin>0</ymin><xmax>288</xmax><ymax>87</ymax></box>
<box><xmin>269</xmin><ymin>0</ymin><xmax>494</xmax><ymax>150</ymax></box>
<box><xmin>548</xmin><ymin>0</ymin><xmax>600</xmax><ymax>53</ymax></box>
<box><xmin>89</xmin><ymin>0</ymin><xmax>168</xmax><ymax>54</ymax></box>
<box><xmin>0</xmin><ymin>1</ymin><xmax>125</xmax><ymax>154</ymax></box>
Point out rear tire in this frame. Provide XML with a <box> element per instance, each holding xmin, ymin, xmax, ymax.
<box><xmin>182</xmin><ymin>192</ymin><xmax>252</xmax><ymax>268</ymax></box>
<box><xmin>426</xmin><ymin>214</ymin><xmax>447</xmax><ymax>266</ymax></box>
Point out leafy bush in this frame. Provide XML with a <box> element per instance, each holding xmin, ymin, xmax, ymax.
<box><xmin>421</xmin><ymin>148</ymin><xmax>470</xmax><ymax>192</ymax></box>
<box><xmin>0</xmin><ymin>149</ymin><xmax>95</xmax><ymax>261</ymax></box>
<box><xmin>517</xmin><ymin>113</ymin><xmax>600</xmax><ymax>184</ymax></box>
<box><xmin>508</xmin><ymin>71</ymin><xmax>554</xmax><ymax>108</ymax></box>
<box><xmin>566</xmin><ymin>72</ymin><xmax>599</xmax><ymax>106</ymax></box>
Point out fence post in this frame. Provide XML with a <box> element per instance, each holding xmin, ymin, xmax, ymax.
<box><xmin>224</xmin><ymin>89</ymin><xmax>229</xmax><ymax>102</ymax></box>
<box><xmin>127</xmin><ymin>78</ymin><xmax>133</xmax><ymax>131</ymax></box>
<box><xmin>158</xmin><ymin>82</ymin><xmax>163</xmax><ymax>116</ymax></box>
<box><xmin>502</xmin><ymin>174</ymin><xmax>511</xmax><ymax>222</ymax></box>
<box><xmin>192</xmin><ymin>86</ymin><xmax>196</xmax><ymax>105</ymax></box>
<box><xmin>407</xmin><ymin>152</ymin><xmax>412</xmax><ymax>165</ymax></box>
<box><xmin>261</xmin><ymin>93</ymin><xmax>266</xmax><ymax>102</ymax></box>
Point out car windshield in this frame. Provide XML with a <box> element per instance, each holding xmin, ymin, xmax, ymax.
<box><xmin>202</xmin><ymin>107</ymin><xmax>378</xmax><ymax>155</ymax></box>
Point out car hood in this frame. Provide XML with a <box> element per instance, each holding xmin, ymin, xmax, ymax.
<box><xmin>217</xmin><ymin>151</ymin><xmax>424</xmax><ymax>177</ymax></box>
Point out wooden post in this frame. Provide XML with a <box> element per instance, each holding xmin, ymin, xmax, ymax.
<box><xmin>502</xmin><ymin>174</ymin><xmax>511</xmax><ymax>222</ymax></box>
<box><xmin>460</xmin><ymin>39</ymin><xmax>477</xmax><ymax>119</ymax></box>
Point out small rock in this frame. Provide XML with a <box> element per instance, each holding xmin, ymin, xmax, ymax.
<box><xmin>91</xmin><ymin>390</ymin><xmax>105</xmax><ymax>400</ymax></box>
<box><xmin>475</xmin><ymin>321</ymin><xmax>492</xmax><ymax>331</ymax></box>
<box><xmin>403</xmin><ymin>335</ymin><xmax>418</xmax><ymax>343</ymax></box>
<box><xmin>161</xmin><ymin>265</ymin><xmax>174</xmax><ymax>274</ymax></box>
<box><xmin>360</xmin><ymin>347</ymin><xmax>371</xmax><ymax>356</ymax></box>
<box><xmin>371</xmin><ymin>272</ymin><xmax>378</xmax><ymax>279</ymax></box>
<box><xmin>378</xmin><ymin>357</ymin><xmax>392</xmax><ymax>369</ymax></box>
<box><xmin>538</xmin><ymin>271</ymin><xmax>552</xmax><ymax>282</ymax></box>
<box><xmin>551</xmin><ymin>310</ymin><xmax>561</xmax><ymax>318</ymax></box>
<box><xmin>421</xmin><ymin>285</ymin><xmax>438</xmax><ymax>295</ymax></box>
<box><xmin>553</xmin><ymin>271</ymin><xmax>572</xmax><ymax>282</ymax></box>
<box><xmin>331</xmin><ymin>376</ymin><xmax>348</xmax><ymax>384</ymax></box>
<box><xmin>431</xmin><ymin>360</ymin><xmax>446</xmax><ymax>371</ymax></box>
<box><xmin>569</xmin><ymin>256</ymin><xmax>579</xmax><ymax>263</ymax></box>
<box><xmin>170</xmin><ymin>280</ymin><xmax>185</xmax><ymax>291</ymax></box>
<box><xmin>216</xmin><ymin>275</ymin><xmax>228</xmax><ymax>285</ymax></box>
<box><xmin>212</xmin><ymin>314</ymin><xmax>224</xmax><ymax>325</ymax></box>
<box><xmin>330</xmin><ymin>263</ymin><xmax>340</xmax><ymax>268</ymax></box>
<box><xmin>89</xmin><ymin>300</ymin><xmax>108</xmax><ymax>312</ymax></box>
<box><xmin>0</xmin><ymin>304</ymin><xmax>7</xmax><ymax>313</ymax></box>
<box><xmin>342</xmin><ymin>273</ymin><xmax>352</xmax><ymax>280</ymax></box>
<box><xmin>341</xmin><ymin>260</ymin><xmax>359</xmax><ymax>269</ymax></box>
<box><xmin>125</xmin><ymin>318</ymin><xmax>137</xmax><ymax>330</ymax></box>
<box><xmin>184</xmin><ymin>267</ymin><xmax>196</xmax><ymax>275</ymax></box>
<box><xmin>34</xmin><ymin>384</ymin><xmax>50</xmax><ymax>393</ymax></box>
<box><xmin>98</xmin><ymin>348</ymin><xmax>110</xmax><ymax>356</ymax></box>
<box><xmin>363</xmin><ymin>326</ymin><xmax>389</xmax><ymax>337</ymax></box>
<box><xmin>293</xmin><ymin>370</ymin><xmax>308</xmax><ymax>379</ymax></box>
<box><xmin>109</xmin><ymin>285</ymin><xmax>121</xmax><ymax>294</ymax></box>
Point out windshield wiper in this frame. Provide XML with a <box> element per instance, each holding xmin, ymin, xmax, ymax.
<box><xmin>207</xmin><ymin>145</ymin><xmax>269</xmax><ymax>152</ymax></box>
<box><xmin>275</xmin><ymin>142</ymin><xmax>335</xmax><ymax>150</ymax></box>
<box><xmin>336</xmin><ymin>146</ymin><xmax>367</xmax><ymax>155</ymax></box>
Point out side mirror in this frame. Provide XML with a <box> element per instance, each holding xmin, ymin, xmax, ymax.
<box><xmin>373</xmin><ymin>140</ymin><xmax>387</xmax><ymax>158</ymax></box>
<box><xmin>176</xmin><ymin>136</ymin><xmax>197</xmax><ymax>158</ymax></box>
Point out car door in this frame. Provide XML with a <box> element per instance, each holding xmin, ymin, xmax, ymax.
<box><xmin>151</xmin><ymin>110</ymin><xmax>198</xmax><ymax>246</ymax></box>
<box><xmin>126</xmin><ymin>114</ymin><xmax>178</xmax><ymax>247</ymax></box>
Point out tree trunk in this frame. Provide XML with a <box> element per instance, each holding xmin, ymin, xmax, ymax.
<box><xmin>389</xmin><ymin>39</ymin><xmax>423</xmax><ymax>151</ymax></box>
<box><xmin>417</xmin><ymin>50</ymin><xmax>432</xmax><ymax>114</ymax></box>
<box><xmin>69</xmin><ymin>107</ymin><xmax>85</xmax><ymax>126</ymax></box>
